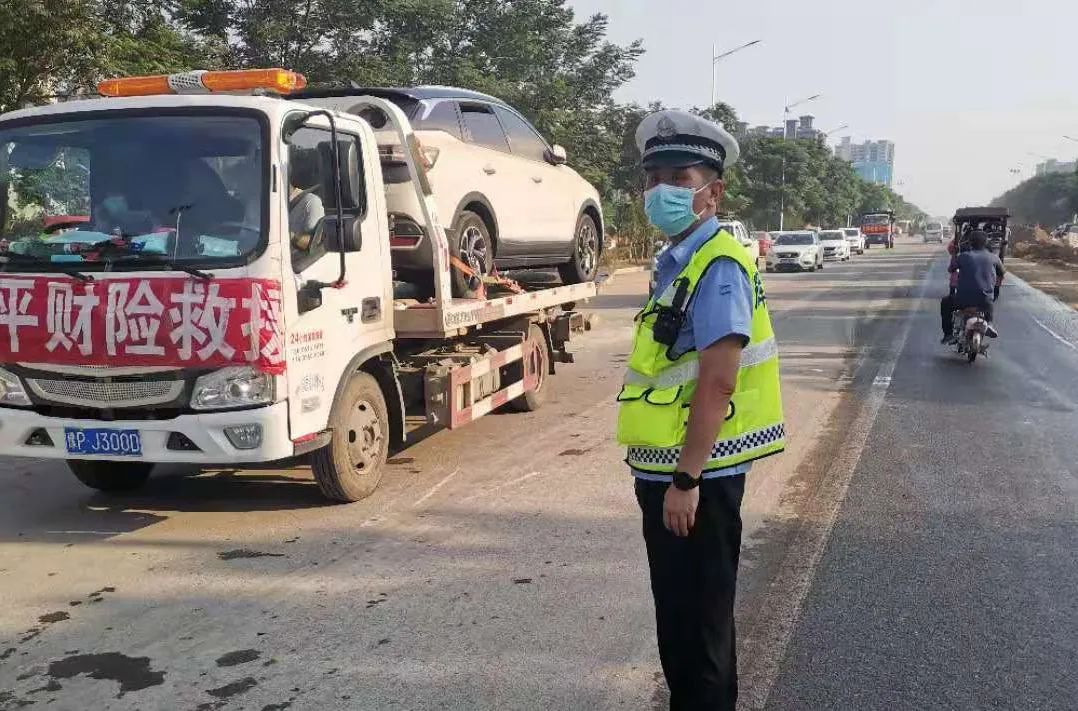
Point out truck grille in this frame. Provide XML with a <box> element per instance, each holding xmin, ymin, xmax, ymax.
<box><xmin>26</xmin><ymin>379</ymin><xmax>184</xmax><ymax>408</ymax></box>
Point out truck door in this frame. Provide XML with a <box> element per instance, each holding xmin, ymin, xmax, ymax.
<box><xmin>282</xmin><ymin>115</ymin><xmax>394</xmax><ymax>440</ymax></box>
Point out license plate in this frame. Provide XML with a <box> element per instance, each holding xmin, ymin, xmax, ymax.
<box><xmin>781</xmin><ymin>257</ymin><xmax>796</xmax><ymax>262</ymax></box>
<box><xmin>64</xmin><ymin>428</ymin><xmax>142</xmax><ymax>456</ymax></box>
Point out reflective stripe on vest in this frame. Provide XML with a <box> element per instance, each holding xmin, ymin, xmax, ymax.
<box><xmin>616</xmin><ymin>228</ymin><xmax>786</xmax><ymax>472</ymax></box>
<box><xmin>623</xmin><ymin>336</ymin><xmax>779</xmax><ymax>389</ymax></box>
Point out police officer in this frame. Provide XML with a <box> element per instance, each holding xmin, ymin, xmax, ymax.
<box><xmin>617</xmin><ymin>110</ymin><xmax>785</xmax><ymax>710</ymax></box>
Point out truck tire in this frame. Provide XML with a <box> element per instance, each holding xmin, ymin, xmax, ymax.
<box><xmin>558</xmin><ymin>214</ymin><xmax>600</xmax><ymax>285</ymax></box>
<box><xmin>312</xmin><ymin>372</ymin><xmax>389</xmax><ymax>502</ymax></box>
<box><xmin>451</xmin><ymin>210</ymin><xmax>494</xmax><ymax>299</ymax></box>
<box><xmin>509</xmin><ymin>324</ymin><xmax>550</xmax><ymax>413</ymax></box>
<box><xmin>68</xmin><ymin>460</ymin><xmax>153</xmax><ymax>493</ymax></box>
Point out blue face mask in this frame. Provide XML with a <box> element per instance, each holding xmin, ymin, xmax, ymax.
<box><xmin>643</xmin><ymin>183</ymin><xmax>710</xmax><ymax>237</ymax></box>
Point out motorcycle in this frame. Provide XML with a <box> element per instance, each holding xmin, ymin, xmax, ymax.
<box><xmin>952</xmin><ymin>307</ymin><xmax>991</xmax><ymax>363</ymax></box>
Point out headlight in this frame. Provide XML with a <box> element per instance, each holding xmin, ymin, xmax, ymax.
<box><xmin>191</xmin><ymin>366</ymin><xmax>275</xmax><ymax>411</ymax></box>
<box><xmin>0</xmin><ymin>367</ymin><xmax>31</xmax><ymax>407</ymax></box>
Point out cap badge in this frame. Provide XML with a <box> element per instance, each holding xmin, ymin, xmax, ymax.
<box><xmin>656</xmin><ymin>116</ymin><xmax>677</xmax><ymax>138</ymax></box>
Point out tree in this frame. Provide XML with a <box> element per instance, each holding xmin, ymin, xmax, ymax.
<box><xmin>992</xmin><ymin>171</ymin><xmax>1078</xmax><ymax>226</ymax></box>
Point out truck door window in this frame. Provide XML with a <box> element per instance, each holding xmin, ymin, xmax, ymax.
<box><xmin>287</xmin><ymin>126</ymin><xmax>362</xmax><ymax>274</ymax></box>
<box><xmin>493</xmin><ymin>106</ymin><xmax>549</xmax><ymax>162</ymax></box>
<box><xmin>461</xmin><ymin>104</ymin><xmax>510</xmax><ymax>153</ymax></box>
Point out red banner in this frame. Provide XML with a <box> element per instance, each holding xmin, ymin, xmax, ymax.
<box><xmin>0</xmin><ymin>276</ymin><xmax>285</xmax><ymax>374</ymax></box>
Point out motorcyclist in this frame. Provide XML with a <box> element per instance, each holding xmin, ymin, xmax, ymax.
<box><xmin>945</xmin><ymin>230</ymin><xmax>1004</xmax><ymax>343</ymax></box>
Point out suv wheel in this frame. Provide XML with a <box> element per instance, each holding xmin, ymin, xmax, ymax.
<box><xmin>559</xmin><ymin>214</ymin><xmax>600</xmax><ymax>284</ymax></box>
<box><xmin>451</xmin><ymin>210</ymin><xmax>494</xmax><ymax>299</ymax></box>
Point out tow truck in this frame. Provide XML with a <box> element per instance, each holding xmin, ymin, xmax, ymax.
<box><xmin>0</xmin><ymin>68</ymin><xmax>598</xmax><ymax>502</ymax></box>
<box><xmin>860</xmin><ymin>210</ymin><xmax>895</xmax><ymax>249</ymax></box>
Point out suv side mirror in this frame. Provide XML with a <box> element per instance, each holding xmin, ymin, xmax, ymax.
<box><xmin>547</xmin><ymin>145</ymin><xmax>568</xmax><ymax>165</ymax></box>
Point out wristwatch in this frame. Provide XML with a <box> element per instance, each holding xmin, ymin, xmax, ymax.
<box><xmin>672</xmin><ymin>471</ymin><xmax>701</xmax><ymax>491</ymax></box>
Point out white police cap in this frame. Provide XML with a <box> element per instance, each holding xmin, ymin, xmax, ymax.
<box><xmin>636</xmin><ymin>109</ymin><xmax>740</xmax><ymax>172</ymax></box>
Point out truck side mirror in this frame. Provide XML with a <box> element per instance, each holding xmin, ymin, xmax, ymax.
<box><xmin>297</xmin><ymin>282</ymin><xmax>324</xmax><ymax>314</ymax></box>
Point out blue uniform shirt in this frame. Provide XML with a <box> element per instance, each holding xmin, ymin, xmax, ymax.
<box><xmin>632</xmin><ymin>216</ymin><xmax>755</xmax><ymax>482</ymax></box>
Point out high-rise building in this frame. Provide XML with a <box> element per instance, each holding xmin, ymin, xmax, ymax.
<box><xmin>1035</xmin><ymin>158</ymin><xmax>1077</xmax><ymax>176</ymax></box>
<box><xmin>746</xmin><ymin>115</ymin><xmax>824</xmax><ymax>141</ymax></box>
<box><xmin>836</xmin><ymin>137</ymin><xmax>895</xmax><ymax>187</ymax></box>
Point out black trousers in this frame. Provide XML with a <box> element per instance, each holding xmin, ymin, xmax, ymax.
<box><xmin>636</xmin><ymin>475</ymin><xmax>746</xmax><ymax>711</ymax></box>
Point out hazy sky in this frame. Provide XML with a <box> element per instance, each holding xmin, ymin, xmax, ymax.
<box><xmin>567</xmin><ymin>0</ymin><xmax>1078</xmax><ymax>216</ymax></box>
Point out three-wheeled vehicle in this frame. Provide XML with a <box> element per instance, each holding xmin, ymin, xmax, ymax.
<box><xmin>953</xmin><ymin>207</ymin><xmax>1009</xmax><ymax>262</ymax></box>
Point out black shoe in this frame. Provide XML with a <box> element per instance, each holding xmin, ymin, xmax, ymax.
<box><xmin>987</xmin><ymin>325</ymin><xmax>998</xmax><ymax>338</ymax></box>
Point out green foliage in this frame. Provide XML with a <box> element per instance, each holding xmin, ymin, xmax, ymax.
<box><xmin>991</xmin><ymin>172</ymin><xmax>1078</xmax><ymax>226</ymax></box>
<box><xmin>3</xmin><ymin>0</ymin><xmax>929</xmax><ymax>246</ymax></box>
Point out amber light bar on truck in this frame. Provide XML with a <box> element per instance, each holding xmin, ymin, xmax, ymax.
<box><xmin>98</xmin><ymin>68</ymin><xmax>307</xmax><ymax>98</ymax></box>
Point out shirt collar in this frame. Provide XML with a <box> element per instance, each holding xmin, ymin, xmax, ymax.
<box><xmin>658</xmin><ymin>217</ymin><xmax>720</xmax><ymax>272</ymax></box>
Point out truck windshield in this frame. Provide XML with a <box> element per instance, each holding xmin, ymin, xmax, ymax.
<box><xmin>862</xmin><ymin>214</ymin><xmax>891</xmax><ymax>226</ymax></box>
<box><xmin>0</xmin><ymin>113</ymin><xmax>265</xmax><ymax>271</ymax></box>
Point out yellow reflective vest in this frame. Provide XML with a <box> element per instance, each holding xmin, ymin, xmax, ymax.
<box><xmin>617</xmin><ymin>229</ymin><xmax>785</xmax><ymax>473</ymax></box>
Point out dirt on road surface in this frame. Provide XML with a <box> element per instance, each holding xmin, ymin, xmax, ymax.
<box><xmin>1005</xmin><ymin>257</ymin><xmax>1078</xmax><ymax>311</ymax></box>
<box><xmin>0</xmin><ymin>241</ymin><xmax>963</xmax><ymax>711</ymax></box>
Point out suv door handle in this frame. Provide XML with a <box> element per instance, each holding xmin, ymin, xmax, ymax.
<box><xmin>531</xmin><ymin>176</ymin><xmax>543</xmax><ymax>183</ymax></box>
<box><xmin>483</xmin><ymin>165</ymin><xmax>497</xmax><ymax>175</ymax></box>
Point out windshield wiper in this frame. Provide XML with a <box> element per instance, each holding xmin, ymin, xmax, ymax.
<box><xmin>154</xmin><ymin>260</ymin><xmax>214</xmax><ymax>281</ymax></box>
<box><xmin>0</xmin><ymin>253</ymin><xmax>94</xmax><ymax>282</ymax></box>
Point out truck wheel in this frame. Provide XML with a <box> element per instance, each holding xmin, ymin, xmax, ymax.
<box><xmin>68</xmin><ymin>460</ymin><xmax>153</xmax><ymax>493</ymax></box>
<box><xmin>509</xmin><ymin>324</ymin><xmax>550</xmax><ymax>413</ymax></box>
<box><xmin>451</xmin><ymin>210</ymin><xmax>494</xmax><ymax>299</ymax></box>
<box><xmin>558</xmin><ymin>214</ymin><xmax>600</xmax><ymax>285</ymax></box>
<box><xmin>312</xmin><ymin>372</ymin><xmax>389</xmax><ymax>502</ymax></box>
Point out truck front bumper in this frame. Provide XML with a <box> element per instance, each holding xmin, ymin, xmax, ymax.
<box><xmin>0</xmin><ymin>401</ymin><xmax>294</xmax><ymax>464</ymax></box>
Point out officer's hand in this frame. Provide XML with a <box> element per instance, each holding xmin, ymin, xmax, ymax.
<box><xmin>663</xmin><ymin>485</ymin><xmax>699</xmax><ymax>537</ymax></box>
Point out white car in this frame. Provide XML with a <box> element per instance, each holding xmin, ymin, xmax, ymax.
<box><xmin>300</xmin><ymin>86</ymin><xmax>604</xmax><ymax>297</ymax></box>
<box><xmin>766</xmin><ymin>231</ymin><xmax>824</xmax><ymax>272</ymax></box>
<box><xmin>924</xmin><ymin>221</ymin><xmax>946</xmax><ymax>243</ymax></box>
<box><xmin>843</xmin><ymin>227</ymin><xmax>865</xmax><ymax>254</ymax></box>
<box><xmin>717</xmin><ymin>219</ymin><xmax>760</xmax><ymax>262</ymax></box>
<box><xmin>818</xmin><ymin>230</ymin><xmax>851</xmax><ymax>261</ymax></box>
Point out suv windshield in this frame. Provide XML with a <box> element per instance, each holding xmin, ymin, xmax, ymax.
<box><xmin>819</xmin><ymin>231</ymin><xmax>844</xmax><ymax>240</ymax></box>
<box><xmin>774</xmin><ymin>233</ymin><xmax>814</xmax><ymax>245</ymax></box>
<box><xmin>0</xmin><ymin>113</ymin><xmax>265</xmax><ymax>271</ymax></box>
<box><xmin>844</xmin><ymin>229</ymin><xmax>859</xmax><ymax>236</ymax></box>
<box><xmin>862</xmin><ymin>214</ymin><xmax>891</xmax><ymax>226</ymax></box>
<box><xmin>927</xmin><ymin>222</ymin><xmax>943</xmax><ymax>231</ymax></box>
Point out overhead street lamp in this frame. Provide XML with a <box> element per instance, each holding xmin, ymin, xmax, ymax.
<box><xmin>710</xmin><ymin>40</ymin><xmax>761</xmax><ymax>109</ymax></box>
<box><xmin>779</xmin><ymin>93</ymin><xmax>822</xmax><ymax>231</ymax></box>
<box><xmin>1063</xmin><ymin>135</ymin><xmax>1078</xmax><ymax>143</ymax></box>
<box><xmin>823</xmin><ymin>123</ymin><xmax>849</xmax><ymax>137</ymax></box>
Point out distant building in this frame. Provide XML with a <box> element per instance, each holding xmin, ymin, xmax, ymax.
<box><xmin>836</xmin><ymin>137</ymin><xmax>895</xmax><ymax>187</ymax></box>
<box><xmin>1035</xmin><ymin>158</ymin><xmax>1078</xmax><ymax>176</ymax></box>
<box><xmin>746</xmin><ymin>115</ymin><xmax>824</xmax><ymax>141</ymax></box>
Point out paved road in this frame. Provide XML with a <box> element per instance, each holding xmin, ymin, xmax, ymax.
<box><xmin>0</xmin><ymin>240</ymin><xmax>1073</xmax><ymax>710</ymax></box>
<box><xmin>757</xmin><ymin>252</ymin><xmax>1078</xmax><ymax>710</ymax></box>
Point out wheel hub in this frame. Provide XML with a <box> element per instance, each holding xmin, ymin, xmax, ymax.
<box><xmin>461</xmin><ymin>226</ymin><xmax>489</xmax><ymax>283</ymax></box>
<box><xmin>577</xmin><ymin>222</ymin><xmax>597</xmax><ymax>276</ymax></box>
<box><xmin>346</xmin><ymin>399</ymin><xmax>383</xmax><ymax>472</ymax></box>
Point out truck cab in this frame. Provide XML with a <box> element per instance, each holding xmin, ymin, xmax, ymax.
<box><xmin>860</xmin><ymin>211</ymin><xmax>895</xmax><ymax>249</ymax></box>
<box><xmin>0</xmin><ymin>69</ymin><xmax>594</xmax><ymax>502</ymax></box>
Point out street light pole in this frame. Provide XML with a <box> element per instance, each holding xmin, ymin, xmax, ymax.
<box><xmin>710</xmin><ymin>40</ymin><xmax>761</xmax><ymax>109</ymax></box>
<box><xmin>779</xmin><ymin>93</ymin><xmax>822</xmax><ymax>231</ymax></box>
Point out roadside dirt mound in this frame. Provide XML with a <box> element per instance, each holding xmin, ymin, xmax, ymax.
<box><xmin>1011</xmin><ymin>226</ymin><xmax>1078</xmax><ymax>267</ymax></box>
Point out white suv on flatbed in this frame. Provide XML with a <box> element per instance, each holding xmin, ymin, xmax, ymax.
<box><xmin>297</xmin><ymin>86</ymin><xmax>604</xmax><ymax>297</ymax></box>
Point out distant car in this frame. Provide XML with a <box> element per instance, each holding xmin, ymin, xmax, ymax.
<box><xmin>924</xmin><ymin>221</ymin><xmax>946</xmax><ymax>243</ymax></box>
<box><xmin>766</xmin><ymin>231</ymin><xmax>824</xmax><ymax>272</ymax></box>
<box><xmin>299</xmin><ymin>86</ymin><xmax>604</xmax><ymax>297</ymax></box>
<box><xmin>818</xmin><ymin>230</ymin><xmax>851</xmax><ymax>261</ymax></box>
<box><xmin>717</xmin><ymin>219</ymin><xmax>760</xmax><ymax>262</ymax></box>
<box><xmin>754</xmin><ymin>231</ymin><xmax>773</xmax><ymax>257</ymax></box>
<box><xmin>843</xmin><ymin>227</ymin><xmax>865</xmax><ymax>254</ymax></box>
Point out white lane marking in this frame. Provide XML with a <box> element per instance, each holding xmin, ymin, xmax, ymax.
<box><xmin>412</xmin><ymin>467</ymin><xmax>460</xmax><ymax>508</ymax></box>
<box><xmin>1030</xmin><ymin>315</ymin><xmax>1078</xmax><ymax>353</ymax></box>
<box><xmin>747</xmin><ymin>257</ymin><xmax>935</xmax><ymax>710</ymax></box>
<box><xmin>459</xmin><ymin>470</ymin><xmax>545</xmax><ymax>503</ymax></box>
<box><xmin>45</xmin><ymin>530</ymin><xmax>121</xmax><ymax>536</ymax></box>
